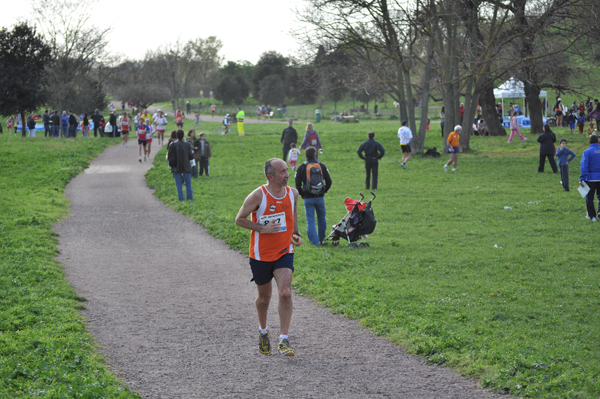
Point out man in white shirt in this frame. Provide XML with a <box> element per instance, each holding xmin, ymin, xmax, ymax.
<box><xmin>397</xmin><ymin>120</ymin><xmax>413</xmax><ymax>169</ymax></box>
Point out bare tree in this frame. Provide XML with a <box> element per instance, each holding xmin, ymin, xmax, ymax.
<box><xmin>32</xmin><ymin>0</ymin><xmax>111</xmax><ymax>112</ymax></box>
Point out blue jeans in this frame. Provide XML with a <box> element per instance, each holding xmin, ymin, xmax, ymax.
<box><xmin>303</xmin><ymin>197</ymin><xmax>327</xmax><ymax>245</ymax></box>
<box><xmin>173</xmin><ymin>173</ymin><xmax>193</xmax><ymax>201</ymax></box>
<box><xmin>69</xmin><ymin>125</ymin><xmax>76</xmax><ymax>138</ymax></box>
<box><xmin>61</xmin><ymin>125</ymin><xmax>68</xmax><ymax>137</ymax></box>
<box><xmin>52</xmin><ymin>125</ymin><xmax>60</xmax><ymax>137</ymax></box>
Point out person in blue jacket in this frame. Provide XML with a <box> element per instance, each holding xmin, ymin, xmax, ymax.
<box><xmin>555</xmin><ymin>138</ymin><xmax>576</xmax><ymax>191</ymax></box>
<box><xmin>580</xmin><ymin>135</ymin><xmax>600</xmax><ymax>221</ymax></box>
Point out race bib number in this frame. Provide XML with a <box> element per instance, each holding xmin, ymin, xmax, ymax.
<box><xmin>259</xmin><ymin>212</ymin><xmax>287</xmax><ymax>232</ymax></box>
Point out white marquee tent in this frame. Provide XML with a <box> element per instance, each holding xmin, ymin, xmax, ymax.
<box><xmin>493</xmin><ymin>78</ymin><xmax>548</xmax><ymax>117</ymax></box>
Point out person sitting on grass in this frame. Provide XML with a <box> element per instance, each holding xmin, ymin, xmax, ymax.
<box><xmin>587</xmin><ymin>121</ymin><xmax>596</xmax><ymax>138</ymax></box>
<box><xmin>444</xmin><ymin>125</ymin><xmax>462</xmax><ymax>172</ymax></box>
<box><xmin>555</xmin><ymin>139</ymin><xmax>576</xmax><ymax>192</ymax></box>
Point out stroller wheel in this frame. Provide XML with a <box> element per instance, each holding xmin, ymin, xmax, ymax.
<box><xmin>348</xmin><ymin>243</ymin><xmax>359</xmax><ymax>249</ymax></box>
<box><xmin>332</xmin><ymin>240</ymin><xmax>339</xmax><ymax>246</ymax></box>
<box><xmin>359</xmin><ymin>242</ymin><xmax>370</xmax><ymax>248</ymax></box>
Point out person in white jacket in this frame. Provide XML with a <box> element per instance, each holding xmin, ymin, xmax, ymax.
<box><xmin>398</xmin><ymin>120</ymin><xmax>413</xmax><ymax>169</ymax></box>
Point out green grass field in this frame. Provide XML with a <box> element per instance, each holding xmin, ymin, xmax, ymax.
<box><xmin>0</xmin><ymin>136</ymin><xmax>138</xmax><ymax>398</ymax></box>
<box><xmin>146</xmin><ymin>118</ymin><xmax>600</xmax><ymax>398</ymax></box>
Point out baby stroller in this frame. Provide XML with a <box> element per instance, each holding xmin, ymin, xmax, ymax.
<box><xmin>326</xmin><ymin>192</ymin><xmax>377</xmax><ymax>248</ymax></box>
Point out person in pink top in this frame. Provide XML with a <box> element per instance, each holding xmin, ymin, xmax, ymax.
<box><xmin>508</xmin><ymin>111</ymin><xmax>527</xmax><ymax>143</ymax></box>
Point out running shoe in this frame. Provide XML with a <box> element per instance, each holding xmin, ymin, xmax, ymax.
<box><xmin>278</xmin><ymin>338</ymin><xmax>295</xmax><ymax>356</ymax></box>
<box><xmin>139</xmin><ymin>157</ymin><xmax>142</xmax><ymax>163</ymax></box>
<box><xmin>443</xmin><ymin>165</ymin><xmax>448</xmax><ymax>172</ymax></box>
<box><xmin>259</xmin><ymin>331</ymin><xmax>271</xmax><ymax>355</ymax></box>
<box><xmin>401</xmin><ymin>163</ymin><xmax>407</xmax><ymax>169</ymax></box>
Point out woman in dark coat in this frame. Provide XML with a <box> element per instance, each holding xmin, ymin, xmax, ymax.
<box><xmin>537</xmin><ymin>124</ymin><xmax>558</xmax><ymax>173</ymax></box>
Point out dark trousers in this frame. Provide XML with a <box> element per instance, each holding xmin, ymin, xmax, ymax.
<box><xmin>538</xmin><ymin>154</ymin><xmax>558</xmax><ymax>173</ymax></box>
<box><xmin>93</xmin><ymin>125</ymin><xmax>99</xmax><ymax>137</ymax></box>
<box><xmin>282</xmin><ymin>143</ymin><xmax>291</xmax><ymax>161</ymax></box>
<box><xmin>365</xmin><ymin>158</ymin><xmax>379</xmax><ymax>190</ymax></box>
<box><xmin>560</xmin><ymin>165</ymin><xmax>570</xmax><ymax>191</ymax></box>
<box><xmin>585</xmin><ymin>181</ymin><xmax>600</xmax><ymax>218</ymax></box>
<box><xmin>44</xmin><ymin>124</ymin><xmax>50</xmax><ymax>137</ymax></box>
<box><xmin>191</xmin><ymin>164</ymin><xmax>198</xmax><ymax>178</ymax></box>
<box><xmin>199</xmin><ymin>156</ymin><xmax>209</xmax><ymax>176</ymax></box>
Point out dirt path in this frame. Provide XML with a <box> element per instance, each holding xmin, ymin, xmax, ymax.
<box><xmin>55</xmin><ymin>144</ymin><xmax>505</xmax><ymax>398</ymax></box>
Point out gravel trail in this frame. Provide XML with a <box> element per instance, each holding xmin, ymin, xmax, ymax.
<box><xmin>55</xmin><ymin>144</ymin><xmax>505</xmax><ymax>398</ymax></box>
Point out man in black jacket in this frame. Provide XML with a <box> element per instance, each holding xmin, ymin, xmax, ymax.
<box><xmin>109</xmin><ymin>112</ymin><xmax>118</xmax><ymax>138</ymax></box>
<box><xmin>537</xmin><ymin>124</ymin><xmax>557</xmax><ymax>173</ymax></box>
<box><xmin>168</xmin><ymin>130</ymin><xmax>194</xmax><ymax>201</ymax></box>
<box><xmin>42</xmin><ymin>110</ymin><xmax>51</xmax><ymax>137</ymax></box>
<box><xmin>357</xmin><ymin>131</ymin><xmax>385</xmax><ymax>190</ymax></box>
<box><xmin>295</xmin><ymin>146</ymin><xmax>332</xmax><ymax>245</ymax></box>
<box><xmin>91</xmin><ymin>110</ymin><xmax>102</xmax><ymax>137</ymax></box>
<box><xmin>68</xmin><ymin>111</ymin><xmax>78</xmax><ymax>138</ymax></box>
<box><xmin>50</xmin><ymin>110</ymin><xmax>60</xmax><ymax>137</ymax></box>
<box><xmin>280</xmin><ymin>120</ymin><xmax>297</xmax><ymax>162</ymax></box>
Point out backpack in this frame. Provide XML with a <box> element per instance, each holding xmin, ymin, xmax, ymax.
<box><xmin>309</xmin><ymin>132</ymin><xmax>318</xmax><ymax>146</ymax></box>
<box><xmin>304</xmin><ymin>161</ymin><xmax>326</xmax><ymax>195</ymax></box>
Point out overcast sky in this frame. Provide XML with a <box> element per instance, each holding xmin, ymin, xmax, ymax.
<box><xmin>0</xmin><ymin>0</ymin><xmax>307</xmax><ymax>64</ymax></box>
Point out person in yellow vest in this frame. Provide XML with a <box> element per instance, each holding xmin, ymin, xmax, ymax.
<box><xmin>139</xmin><ymin>109</ymin><xmax>152</xmax><ymax>125</ymax></box>
<box><xmin>236</xmin><ymin>106</ymin><xmax>245</xmax><ymax>136</ymax></box>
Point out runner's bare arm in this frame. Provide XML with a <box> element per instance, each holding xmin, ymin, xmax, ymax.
<box><xmin>291</xmin><ymin>188</ymin><xmax>303</xmax><ymax>246</ymax></box>
<box><xmin>235</xmin><ymin>189</ymin><xmax>281</xmax><ymax>234</ymax></box>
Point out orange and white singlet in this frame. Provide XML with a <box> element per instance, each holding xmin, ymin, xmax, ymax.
<box><xmin>249</xmin><ymin>185</ymin><xmax>295</xmax><ymax>262</ymax></box>
<box><xmin>175</xmin><ymin>111</ymin><xmax>184</xmax><ymax>124</ymax></box>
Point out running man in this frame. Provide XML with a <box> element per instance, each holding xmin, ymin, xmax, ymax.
<box><xmin>175</xmin><ymin>107</ymin><xmax>185</xmax><ymax>129</ymax></box>
<box><xmin>137</xmin><ymin>119</ymin><xmax>148</xmax><ymax>162</ymax></box>
<box><xmin>145</xmin><ymin>119</ymin><xmax>155</xmax><ymax>159</ymax></box>
<box><xmin>120</xmin><ymin>112</ymin><xmax>131</xmax><ymax>147</ymax></box>
<box><xmin>155</xmin><ymin>110</ymin><xmax>168</xmax><ymax>145</ymax></box>
<box><xmin>398</xmin><ymin>120</ymin><xmax>413</xmax><ymax>169</ymax></box>
<box><xmin>235</xmin><ymin>158</ymin><xmax>303</xmax><ymax>356</ymax></box>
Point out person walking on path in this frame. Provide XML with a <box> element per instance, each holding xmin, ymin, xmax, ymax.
<box><xmin>236</xmin><ymin>107</ymin><xmax>245</xmax><ymax>136</ymax></box>
<box><xmin>357</xmin><ymin>131</ymin><xmax>385</xmax><ymax>190</ymax></box>
<box><xmin>186</xmin><ymin>100</ymin><xmax>191</xmax><ymax>114</ymax></box>
<box><xmin>537</xmin><ymin>124</ymin><xmax>558</xmax><ymax>173</ymax></box>
<box><xmin>300</xmin><ymin>123</ymin><xmax>323</xmax><ymax>154</ymax></box>
<box><xmin>280</xmin><ymin>120</ymin><xmax>297</xmax><ymax>162</ymax></box>
<box><xmin>556</xmin><ymin>138</ymin><xmax>576</xmax><ymax>192</ymax></box>
<box><xmin>211</xmin><ymin>104</ymin><xmax>216</xmax><ymax>117</ymax></box>
<box><xmin>109</xmin><ymin>111</ymin><xmax>118</xmax><ymax>138</ymax></box>
<box><xmin>508</xmin><ymin>111</ymin><xmax>527</xmax><ymax>142</ymax></box>
<box><xmin>444</xmin><ymin>125</ymin><xmax>462</xmax><ymax>172</ymax></box>
<box><xmin>580</xmin><ymin>135</ymin><xmax>600</xmax><ymax>221</ymax></box>
<box><xmin>167</xmin><ymin>130</ymin><xmax>194</xmax><ymax>201</ymax></box>
<box><xmin>295</xmin><ymin>147</ymin><xmax>332</xmax><ymax>246</ymax></box>
<box><xmin>192</xmin><ymin>111</ymin><xmax>201</xmax><ymax>130</ymax></box>
<box><xmin>91</xmin><ymin>109</ymin><xmax>102</xmax><ymax>138</ymax></box>
<box><xmin>398</xmin><ymin>120</ymin><xmax>413</xmax><ymax>169</ymax></box>
<box><xmin>235</xmin><ymin>158</ymin><xmax>302</xmax><ymax>356</ymax></box>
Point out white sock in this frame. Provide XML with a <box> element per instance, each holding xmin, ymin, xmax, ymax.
<box><xmin>279</xmin><ymin>334</ymin><xmax>288</xmax><ymax>342</ymax></box>
<box><xmin>259</xmin><ymin>326</ymin><xmax>268</xmax><ymax>335</ymax></box>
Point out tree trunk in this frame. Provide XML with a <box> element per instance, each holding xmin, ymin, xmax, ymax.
<box><xmin>413</xmin><ymin>30</ymin><xmax>435</xmax><ymax>154</ymax></box>
<box><xmin>403</xmin><ymin>67</ymin><xmax>417</xmax><ymax>135</ymax></box>
<box><xmin>396</xmin><ymin>68</ymin><xmax>408</xmax><ymax>122</ymax></box>
<box><xmin>524</xmin><ymin>80</ymin><xmax>544</xmax><ymax>134</ymax></box>
<box><xmin>480</xmin><ymin>83</ymin><xmax>506</xmax><ymax>136</ymax></box>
